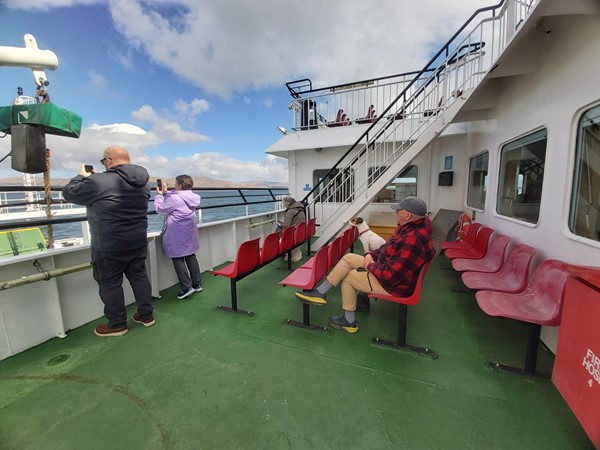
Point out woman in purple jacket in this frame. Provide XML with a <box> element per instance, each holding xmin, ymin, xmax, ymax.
<box><xmin>155</xmin><ymin>175</ymin><xmax>202</xmax><ymax>299</ymax></box>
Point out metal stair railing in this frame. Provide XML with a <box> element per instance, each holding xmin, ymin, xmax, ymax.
<box><xmin>303</xmin><ymin>0</ymin><xmax>540</xmax><ymax>246</ymax></box>
<box><xmin>286</xmin><ymin>69</ymin><xmax>436</xmax><ymax>130</ymax></box>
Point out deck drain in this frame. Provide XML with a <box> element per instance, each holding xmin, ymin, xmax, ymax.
<box><xmin>47</xmin><ymin>354</ymin><xmax>70</xmax><ymax>366</ymax></box>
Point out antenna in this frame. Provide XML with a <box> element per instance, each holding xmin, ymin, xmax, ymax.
<box><xmin>0</xmin><ymin>34</ymin><xmax>58</xmax><ymax>85</ymax></box>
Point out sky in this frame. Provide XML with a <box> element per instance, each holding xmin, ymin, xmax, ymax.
<box><xmin>0</xmin><ymin>0</ymin><xmax>491</xmax><ymax>184</ymax></box>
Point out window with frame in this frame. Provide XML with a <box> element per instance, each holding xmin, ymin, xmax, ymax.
<box><xmin>467</xmin><ymin>152</ymin><xmax>489</xmax><ymax>210</ymax></box>
<box><xmin>496</xmin><ymin>129</ymin><xmax>547</xmax><ymax>223</ymax></box>
<box><xmin>369</xmin><ymin>165</ymin><xmax>417</xmax><ymax>203</ymax></box>
<box><xmin>569</xmin><ymin>104</ymin><xmax>600</xmax><ymax>241</ymax></box>
<box><xmin>312</xmin><ymin>168</ymin><xmax>354</xmax><ymax>202</ymax></box>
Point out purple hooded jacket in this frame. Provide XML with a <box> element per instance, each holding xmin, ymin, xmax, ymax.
<box><xmin>154</xmin><ymin>190</ymin><xmax>201</xmax><ymax>258</ymax></box>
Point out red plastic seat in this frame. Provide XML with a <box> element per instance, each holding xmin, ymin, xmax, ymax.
<box><xmin>440</xmin><ymin>222</ymin><xmax>482</xmax><ymax>250</ymax></box>
<box><xmin>328</xmin><ymin>236</ymin><xmax>343</xmax><ymax>269</ymax></box>
<box><xmin>368</xmin><ymin>261</ymin><xmax>436</xmax><ymax>358</ymax></box>
<box><xmin>294</xmin><ymin>222</ymin><xmax>307</xmax><ymax>247</ymax></box>
<box><xmin>212</xmin><ymin>238</ymin><xmax>260</xmax><ymax>279</ymax></box>
<box><xmin>212</xmin><ymin>238</ymin><xmax>260</xmax><ymax>314</ymax></box>
<box><xmin>280</xmin><ymin>246</ymin><xmax>330</xmax><ymax>332</ymax></box>
<box><xmin>475</xmin><ymin>259</ymin><xmax>570</xmax><ymax>375</ymax></box>
<box><xmin>461</xmin><ymin>244</ymin><xmax>536</xmax><ymax>293</ymax></box>
<box><xmin>260</xmin><ymin>232</ymin><xmax>281</xmax><ymax>264</ymax></box>
<box><xmin>339</xmin><ymin>229</ymin><xmax>350</xmax><ymax>254</ymax></box>
<box><xmin>306</xmin><ymin>218</ymin><xmax>316</xmax><ymax>254</ymax></box>
<box><xmin>445</xmin><ymin>227</ymin><xmax>494</xmax><ymax>260</ymax></box>
<box><xmin>279</xmin><ymin>226</ymin><xmax>294</xmax><ymax>254</ymax></box>
<box><xmin>306</xmin><ymin>218</ymin><xmax>316</xmax><ymax>238</ymax></box>
<box><xmin>355</xmin><ymin>104</ymin><xmax>377</xmax><ymax>124</ymax></box>
<box><xmin>452</xmin><ymin>233</ymin><xmax>510</xmax><ymax>272</ymax></box>
<box><xmin>327</xmin><ymin>109</ymin><xmax>345</xmax><ymax>127</ymax></box>
<box><xmin>279</xmin><ymin>246</ymin><xmax>329</xmax><ymax>290</ymax></box>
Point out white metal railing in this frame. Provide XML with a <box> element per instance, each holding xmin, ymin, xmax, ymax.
<box><xmin>289</xmin><ymin>71</ymin><xmax>435</xmax><ymax>130</ymax></box>
<box><xmin>306</xmin><ymin>0</ymin><xmax>539</xmax><ymax>234</ymax></box>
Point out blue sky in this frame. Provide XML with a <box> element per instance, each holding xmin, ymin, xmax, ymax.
<box><xmin>0</xmin><ymin>0</ymin><xmax>489</xmax><ymax>183</ymax></box>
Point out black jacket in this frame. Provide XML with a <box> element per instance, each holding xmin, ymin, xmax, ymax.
<box><xmin>62</xmin><ymin>164</ymin><xmax>150</xmax><ymax>252</ymax></box>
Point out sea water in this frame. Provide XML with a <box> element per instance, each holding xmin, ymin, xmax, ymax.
<box><xmin>24</xmin><ymin>189</ymin><xmax>287</xmax><ymax>241</ymax></box>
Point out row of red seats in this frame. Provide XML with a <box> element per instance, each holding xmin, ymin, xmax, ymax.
<box><xmin>279</xmin><ymin>226</ymin><xmax>358</xmax><ymax>331</ymax></box>
<box><xmin>212</xmin><ymin>218</ymin><xmax>316</xmax><ymax>315</ymax></box>
<box><xmin>441</xmin><ymin>223</ymin><xmax>571</xmax><ymax>376</ymax></box>
<box><xmin>279</xmin><ymin>225</ymin><xmax>438</xmax><ymax>359</ymax></box>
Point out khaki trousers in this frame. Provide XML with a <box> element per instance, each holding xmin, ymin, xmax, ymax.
<box><xmin>326</xmin><ymin>253</ymin><xmax>390</xmax><ymax>311</ymax></box>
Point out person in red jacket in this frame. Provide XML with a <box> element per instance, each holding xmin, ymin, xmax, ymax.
<box><xmin>295</xmin><ymin>197</ymin><xmax>435</xmax><ymax>333</ymax></box>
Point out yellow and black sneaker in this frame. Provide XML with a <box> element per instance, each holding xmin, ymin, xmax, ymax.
<box><xmin>328</xmin><ymin>315</ymin><xmax>359</xmax><ymax>333</ymax></box>
<box><xmin>295</xmin><ymin>289</ymin><xmax>327</xmax><ymax>306</ymax></box>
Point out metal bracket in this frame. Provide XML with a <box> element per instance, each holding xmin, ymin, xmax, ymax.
<box><xmin>32</xmin><ymin>259</ymin><xmax>50</xmax><ymax>280</ymax></box>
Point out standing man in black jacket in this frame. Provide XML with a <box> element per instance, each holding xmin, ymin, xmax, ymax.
<box><xmin>63</xmin><ymin>146</ymin><xmax>154</xmax><ymax>337</ymax></box>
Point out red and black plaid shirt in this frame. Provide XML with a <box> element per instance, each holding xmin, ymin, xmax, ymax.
<box><xmin>367</xmin><ymin>217</ymin><xmax>435</xmax><ymax>296</ymax></box>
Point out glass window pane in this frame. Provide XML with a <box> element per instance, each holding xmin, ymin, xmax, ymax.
<box><xmin>467</xmin><ymin>151</ymin><xmax>489</xmax><ymax>210</ymax></box>
<box><xmin>370</xmin><ymin>165</ymin><xmax>418</xmax><ymax>203</ymax></box>
<box><xmin>569</xmin><ymin>104</ymin><xmax>600</xmax><ymax>241</ymax></box>
<box><xmin>496</xmin><ymin>129</ymin><xmax>547</xmax><ymax>223</ymax></box>
<box><xmin>313</xmin><ymin>168</ymin><xmax>354</xmax><ymax>202</ymax></box>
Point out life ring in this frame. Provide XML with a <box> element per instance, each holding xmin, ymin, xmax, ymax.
<box><xmin>455</xmin><ymin>213</ymin><xmax>471</xmax><ymax>242</ymax></box>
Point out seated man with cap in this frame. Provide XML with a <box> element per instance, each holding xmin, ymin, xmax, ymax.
<box><xmin>295</xmin><ymin>196</ymin><xmax>435</xmax><ymax>333</ymax></box>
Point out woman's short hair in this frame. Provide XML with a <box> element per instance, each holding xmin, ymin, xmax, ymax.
<box><xmin>175</xmin><ymin>175</ymin><xmax>193</xmax><ymax>190</ymax></box>
<box><xmin>283</xmin><ymin>196</ymin><xmax>296</xmax><ymax>207</ymax></box>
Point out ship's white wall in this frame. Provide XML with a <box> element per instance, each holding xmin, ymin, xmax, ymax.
<box><xmin>463</xmin><ymin>14</ymin><xmax>600</xmax><ymax>265</ymax></box>
<box><xmin>427</xmin><ymin>134</ymin><xmax>470</xmax><ymax>214</ymax></box>
<box><xmin>451</xmin><ymin>14</ymin><xmax>600</xmax><ymax>351</ymax></box>
<box><xmin>291</xmin><ymin>146</ymin><xmax>350</xmax><ymax>202</ymax></box>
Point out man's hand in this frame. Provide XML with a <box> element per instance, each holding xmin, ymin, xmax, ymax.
<box><xmin>79</xmin><ymin>164</ymin><xmax>94</xmax><ymax>177</ymax></box>
<box><xmin>363</xmin><ymin>253</ymin><xmax>374</xmax><ymax>269</ymax></box>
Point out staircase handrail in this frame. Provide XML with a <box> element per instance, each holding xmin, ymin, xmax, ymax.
<box><xmin>300</xmin><ymin>0</ymin><xmax>507</xmax><ymax>209</ymax></box>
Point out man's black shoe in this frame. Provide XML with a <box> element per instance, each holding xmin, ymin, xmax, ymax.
<box><xmin>295</xmin><ymin>289</ymin><xmax>327</xmax><ymax>306</ymax></box>
<box><xmin>328</xmin><ymin>315</ymin><xmax>359</xmax><ymax>333</ymax></box>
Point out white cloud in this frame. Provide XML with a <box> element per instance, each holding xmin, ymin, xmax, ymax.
<box><xmin>174</xmin><ymin>98</ymin><xmax>210</xmax><ymax>118</ymax></box>
<box><xmin>88</xmin><ymin>70</ymin><xmax>108</xmax><ymax>90</ymax></box>
<box><xmin>0</xmin><ymin>122</ymin><xmax>288</xmax><ymax>183</ymax></box>
<box><xmin>6</xmin><ymin>0</ymin><xmax>494</xmax><ymax>97</ymax></box>
<box><xmin>97</xmin><ymin>0</ymin><xmax>490</xmax><ymax>96</ymax></box>
<box><xmin>131</xmin><ymin>104</ymin><xmax>211</xmax><ymax>143</ymax></box>
<box><xmin>3</xmin><ymin>0</ymin><xmax>99</xmax><ymax>9</ymax></box>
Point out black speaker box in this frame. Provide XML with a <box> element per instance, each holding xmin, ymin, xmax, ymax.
<box><xmin>438</xmin><ymin>171</ymin><xmax>454</xmax><ymax>186</ymax></box>
<box><xmin>10</xmin><ymin>124</ymin><xmax>47</xmax><ymax>173</ymax></box>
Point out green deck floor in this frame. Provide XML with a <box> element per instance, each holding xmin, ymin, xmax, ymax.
<box><xmin>0</xmin><ymin>252</ymin><xmax>593</xmax><ymax>449</ymax></box>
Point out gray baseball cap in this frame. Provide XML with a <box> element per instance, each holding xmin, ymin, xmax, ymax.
<box><xmin>390</xmin><ymin>197</ymin><xmax>427</xmax><ymax>216</ymax></box>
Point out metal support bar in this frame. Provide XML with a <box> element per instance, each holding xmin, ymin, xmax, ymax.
<box><xmin>489</xmin><ymin>323</ymin><xmax>547</xmax><ymax>377</ymax></box>
<box><xmin>397</xmin><ymin>304</ymin><xmax>408</xmax><ymax>346</ymax></box>
<box><xmin>0</xmin><ymin>262</ymin><xmax>91</xmax><ymax>290</ymax></box>
<box><xmin>248</xmin><ymin>218</ymin><xmax>275</xmax><ymax>229</ymax></box>
<box><xmin>372</xmin><ymin>303</ymin><xmax>438</xmax><ymax>359</ymax></box>
<box><xmin>284</xmin><ymin>297</ymin><xmax>331</xmax><ymax>334</ymax></box>
<box><xmin>216</xmin><ymin>279</ymin><xmax>255</xmax><ymax>317</ymax></box>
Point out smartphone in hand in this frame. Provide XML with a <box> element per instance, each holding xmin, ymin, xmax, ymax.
<box><xmin>157</xmin><ymin>179</ymin><xmax>163</xmax><ymax>191</ymax></box>
<box><xmin>84</xmin><ymin>165</ymin><xmax>94</xmax><ymax>173</ymax></box>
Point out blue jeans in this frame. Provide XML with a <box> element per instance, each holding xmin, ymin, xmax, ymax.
<box><xmin>172</xmin><ymin>253</ymin><xmax>201</xmax><ymax>291</ymax></box>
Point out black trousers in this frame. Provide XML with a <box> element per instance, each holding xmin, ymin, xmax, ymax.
<box><xmin>91</xmin><ymin>246</ymin><xmax>153</xmax><ymax>328</ymax></box>
<box><xmin>172</xmin><ymin>253</ymin><xmax>201</xmax><ymax>291</ymax></box>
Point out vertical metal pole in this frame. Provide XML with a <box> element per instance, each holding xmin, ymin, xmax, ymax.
<box><xmin>524</xmin><ymin>323</ymin><xmax>541</xmax><ymax>374</ymax></box>
<box><xmin>302</xmin><ymin>303</ymin><xmax>310</xmax><ymax>326</ymax></box>
<box><xmin>397</xmin><ymin>304</ymin><xmax>408</xmax><ymax>346</ymax></box>
<box><xmin>230</xmin><ymin>279</ymin><xmax>238</xmax><ymax>311</ymax></box>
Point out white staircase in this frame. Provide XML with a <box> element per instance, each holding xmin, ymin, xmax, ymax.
<box><xmin>307</xmin><ymin>0</ymin><xmax>539</xmax><ymax>249</ymax></box>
